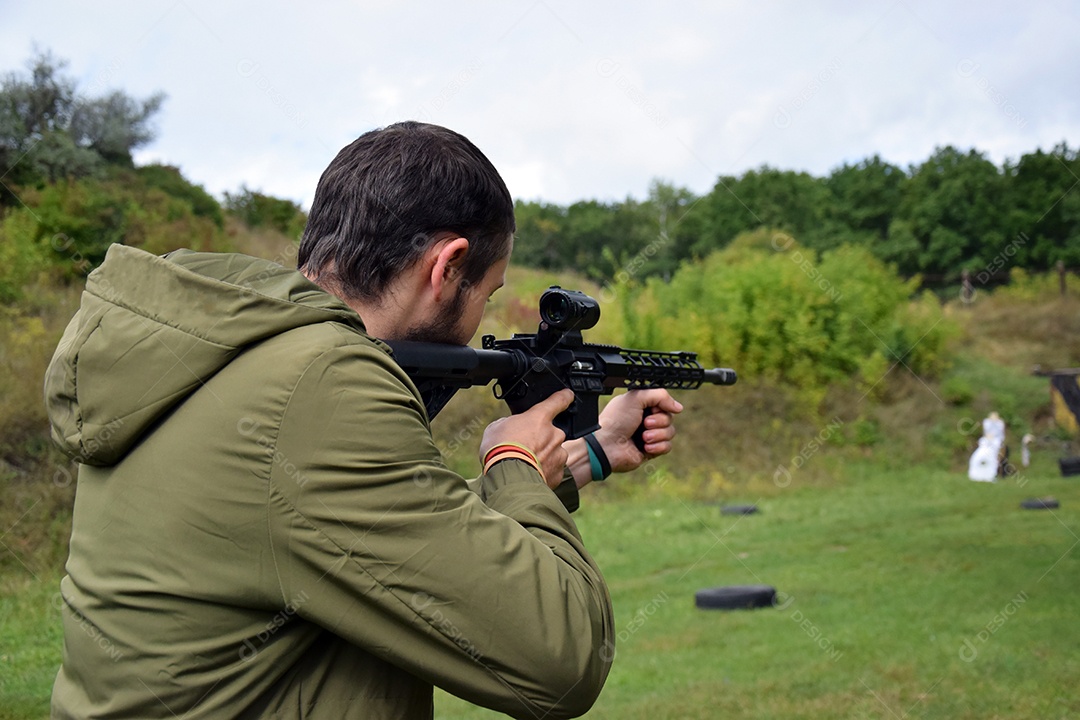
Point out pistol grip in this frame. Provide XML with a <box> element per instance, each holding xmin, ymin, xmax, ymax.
<box><xmin>631</xmin><ymin>407</ymin><xmax>654</xmax><ymax>454</ymax></box>
<box><xmin>554</xmin><ymin>395</ymin><xmax>600</xmax><ymax>441</ymax></box>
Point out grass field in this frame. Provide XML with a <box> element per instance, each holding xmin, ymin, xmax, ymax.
<box><xmin>436</xmin><ymin>456</ymin><xmax>1079</xmax><ymax>719</ymax></box>
<box><xmin>0</xmin><ymin>571</ymin><xmax>64</xmax><ymax>720</ymax></box>
<box><xmin>3</xmin><ymin>453</ymin><xmax>1077</xmax><ymax>719</ymax></box>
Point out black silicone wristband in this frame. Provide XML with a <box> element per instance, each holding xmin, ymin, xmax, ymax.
<box><xmin>584</xmin><ymin>432</ymin><xmax>612</xmax><ymax>480</ymax></box>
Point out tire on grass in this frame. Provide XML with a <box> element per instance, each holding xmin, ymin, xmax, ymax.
<box><xmin>695</xmin><ymin>585</ymin><xmax>777</xmax><ymax>610</ymax></box>
<box><xmin>1020</xmin><ymin>497</ymin><xmax>1059</xmax><ymax>510</ymax></box>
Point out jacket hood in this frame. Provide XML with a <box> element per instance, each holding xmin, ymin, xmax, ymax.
<box><xmin>45</xmin><ymin>244</ymin><xmax>367</xmax><ymax>466</ymax></box>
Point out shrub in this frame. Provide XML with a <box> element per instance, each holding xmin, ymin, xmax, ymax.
<box><xmin>136</xmin><ymin>164</ymin><xmax>224</xmax><ymax>227</ymax></box>
<box><xmin>610</xmin><ymin>229</ymin><xmax>957</xmax><ymax>399</ymax></box>
<box><xmin>21</xmin><ymin>171</ymin><xmax>229</xmax><ymax>280</ymax></box>
<box><xmin>852</xmin><ymin>418</ymin><xmax>883</xmax><ymax>447</ymax></box>
<box><xmin>0</xmin><ymin>209</ymin><xmax>50</xmax><ymax>302</ymax></box>
<box><xmin>996</xmin><ymin>267</ymin><xmax>1080</xmax><ymax>301</ymax></box>
<box><xmin>941</xmin><ymin>375</ymin><xmax>975</xmax><ymax>406</ymax></box>
<box><xmin>223</xmin><ymin>186</ymin><xmax>306</xmax><ymax>238</ymax></box>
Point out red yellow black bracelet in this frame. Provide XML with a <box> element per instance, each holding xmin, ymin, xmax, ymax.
<box><xmin>483</xmin><ymin>443</ymin><xmax>544</xmax><ymax>482</ymax></box>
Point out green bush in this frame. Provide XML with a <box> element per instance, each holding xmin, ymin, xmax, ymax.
<box><xmin>611</xmin><ymin>229</ymin><xmax>957</xmax><ymax>398</ymax></box>
<box><xmin>996</xmin><ymin>267</ymin><xmax>1080</xmax><ymax>301</ymax></box>
<box><xmin>135</xmin><ymin>164</ymin><xmax>224</xmax><ymax>227</ymax></box>
<box><xmin>940</xmin><ymin>375</ymin><xmax>975</xmax><ymax>405</ymax></box>
<box><xmin>30</xmin><ymin>178</ymin><xmax>132</xmax><ymax>274</ymax></box>
<box><xmin>851</xmin><ymin>418</ymin><xmax>883</xmax><ymax>447</ymax></box>
<box><xmin>223</xmin><ymin>186</ymin><xmax>306</xmax><ymax>238</ymax></box>
<box><xmin>0</xmin><ymin>209</ymin><xmax>50</xmax><ymax>302</ymax></box>
<box><xmin>21</xmin><ymin>171</ymin><xmax>229</xmax><ymax>280</ymax></box>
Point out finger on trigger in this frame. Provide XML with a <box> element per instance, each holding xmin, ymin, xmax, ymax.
<box><xmin>542</xmin><ymin>388</ymin><xmax>575</xmax><ymax>417</ymax></box>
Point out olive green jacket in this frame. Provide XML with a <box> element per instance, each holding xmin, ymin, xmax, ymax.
<box><xmin>45</xmin><ymin>245</ymin><xmax>613</xmax><ymax>719</ymax></box>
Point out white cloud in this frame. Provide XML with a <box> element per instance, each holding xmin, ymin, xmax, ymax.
<box><xmin>2</xmin><ymin>0</ymin><xmax>1078</xmax><ymax>207</ymax></box>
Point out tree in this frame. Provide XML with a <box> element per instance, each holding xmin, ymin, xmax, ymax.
<box><xmin>0</xmin><ymin>50</ymin><xmax>75</xmax><ymax>140</ymax></box>
<box><xmin>562</xmin><ymin>199</ymin><xmax>625</xmax><ymax>277</ymax></box>
<box><xmin>884</xmin><ymin>146</ymin><xmax>1006</xmax><ymax>277</ymax></box>
<box><xmin>1003</xmin><ymin>144</ymin><xmax>1080</xmax><ymax>268</ymax></box>
<box><xmin>512</xmin><ymin>200</ymin><xmax>566</xmax><ymax>270</ymax></box>
<box><xmin>641</xmin><ymin>180</ymin><xmax>700</xmax><ymax>278</ymax></box>
<box><xmin>69</xmin><ymin>90</ymin><xmax>165</xmax><ymax>166</ymax></box>
<box><xmin>0</xmin><ymin>50</ymin><xmax>165</xmax><ymax>193</ymax></box>
<box><xmin>825</xmin><ymin>155</ymin><xmax>907</xmax><ymax>245</ymax></box>
<box><xmin>505</xmin><ymin>145</ymin><xmax>1077</xmax><ymax>283</ymax></box>
<box><xmin>694</xmin><ymin>167</ymin><xmax>832</xmax><ymax>257</ymax></box>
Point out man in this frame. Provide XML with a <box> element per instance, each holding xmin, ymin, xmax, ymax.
<box><xmin>45</xmin><ymin>121</ymin><xmax>683</xmax><ymax>719</ymax></box>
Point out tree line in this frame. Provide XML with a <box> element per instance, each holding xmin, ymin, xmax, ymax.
<box><xmin>3</xmin><ymin>50</ymin><xmax>1077</xmax><ymax>292</ymax></box>
<box><xmin>513</xmin><ymin>145</ymin><xmax>1080</xmax><ymax>287</ymax></box>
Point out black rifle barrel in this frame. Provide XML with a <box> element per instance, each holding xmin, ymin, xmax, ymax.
<box><xmin>704</xmin><ymin>368</ymin><xmax>738</xmax><ymax>386</ymax></box>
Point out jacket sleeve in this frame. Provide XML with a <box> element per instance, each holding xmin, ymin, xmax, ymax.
<box><xmin>266</xmin><ymin>338</ymin><xmax>614</xmax><ymax>719</ymax></box>
<box><xmin>468</xmin><ymin>468</ymin><xmax>580</xmax><ymax>513</ymax></box>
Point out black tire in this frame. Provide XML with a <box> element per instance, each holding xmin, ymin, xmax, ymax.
<box><xmin>721</xmin><ymin>504</ymin><xmax>759</xmax><ymax>515</ymax></box>
<box><xmin>695</xmin><ymin>585</ymin><xmax>776</xmax><ymax>610</ymax></box>
<box><xmin>1059</xmin><ymin>457</ymin><xmax>1080</xmax><ymax>477</ymax></box>
<box><xmin>1020</xmin><ymin>497</ymin><xmax>1060</xmax><ymax>510</ymax></box>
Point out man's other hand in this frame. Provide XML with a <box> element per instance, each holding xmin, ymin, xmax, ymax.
<box><xmin>594</xmin><ymin>389</ymin><xmax>683</xmax><ymax>473</ymax></box>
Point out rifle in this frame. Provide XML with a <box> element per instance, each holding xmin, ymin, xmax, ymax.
<box><xmin>385</xmin><ymin>286</ymin><xmax>737</xmax><ymax>450</ymax></box>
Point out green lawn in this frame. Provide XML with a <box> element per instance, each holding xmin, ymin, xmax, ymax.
<box><xmin>439</xmin><ymin>457</ymin><xmax>1080</xmax><ymax>718</ymax></box>
<box><xmin>3</xmin><ymin>456</ymin><xmax>1078</xmax><ymax>719</ymax></box>
<box><xmin>0</xmin><ymin>568</ymin><xmax>64</xmax><ymax>720</ymax></box>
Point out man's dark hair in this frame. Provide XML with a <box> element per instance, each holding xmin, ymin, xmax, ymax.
<box><xmin>298</xmin><ymin>121</ymin><xmax>515</xmax><ymax>301</ymax></box>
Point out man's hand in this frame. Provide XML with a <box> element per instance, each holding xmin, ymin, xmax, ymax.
<box><xmin>479</xmin><ymin>389</ymin><xmax>574</xmax><ymax>488</ymax></box>
<box><xmin>565</xmin><ymin>389</ymin><xmax>683</xmax><ymax>487</ymax></box>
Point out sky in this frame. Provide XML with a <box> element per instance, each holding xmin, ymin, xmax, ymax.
<box><xmin>2</xmin><ymin>1</ymin><xmax>1078</xmax><ymax>208</ymax></box>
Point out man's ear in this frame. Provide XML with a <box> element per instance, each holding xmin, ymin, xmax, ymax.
<box><xmin>429</xmin><ymin>236</ymin><xmax>470</xmax><ymax>302</ymax></box>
